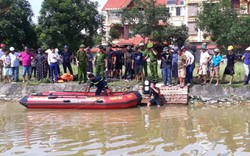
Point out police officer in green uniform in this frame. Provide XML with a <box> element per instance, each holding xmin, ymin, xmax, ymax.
<box><xmin>95</xmin><ymin>45</ymin><xmax>107</xmax><ymax>78</ymax></box>
<box><xmin>139</xmin><ymin>42</ymin><xmax>149</xmax><ymax>78</ymax></box>
<box><xmin>76</xmin><ymin>44</ymin><xmax>87</xmax><ymax>84</ymax></box>
<box><xmin>147</xmin><ymin>42</ymin><xmax>158</xmax><ymax>82</ymax></box>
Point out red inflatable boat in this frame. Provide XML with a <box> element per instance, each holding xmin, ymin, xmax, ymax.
<box><xmin>19</xmin><ymin>91</ymin><xmax>142</xmax><ymax>109</ymax></box>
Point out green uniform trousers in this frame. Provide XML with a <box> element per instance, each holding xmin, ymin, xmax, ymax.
<box><xmin>143</xmin><ymin>61</ymin><xmax>148</xmax><ymax>78</ymax></box>
<box><xmin>150</xmin><ymin>61</ymin><xmax>158</xmax><ymax>82</ymax></box>
<box><xmin>95</xmin><ymin>62</ymin><xmax>105</xmax><ymax>78</ymax></box>
<box><xmin>78</xmin><ymin>62</ymin><xmax>87</xmax><ymax>83</ymax></box>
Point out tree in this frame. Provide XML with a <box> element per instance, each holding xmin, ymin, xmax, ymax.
<box><xmin>196</xmin><ymin>0</ymin><xmax>249</xmax><ymax>47</ymax></box>
<box><xmin>162</xmin><ymin>25</ymin><xmax>189</xmax><ymax>47</ymax></box>
<box><xmin>122</xmin><ymin>0</ymin><xmax>188</xmax><ymax>45</ymax></box>
<box><xmin>38</xmin><ymin>0</ymin><xmax>102</xmax><ymax>51</ymax></box>
<box><xmin>0</xmin><ymin>0</ymin><xmax>37</xmax><ymax>50</ymax></box>
<box><xmin>122</xmin><ymin>0</ymin><xmax>170</xmax><ymax>41</ymax></box>
<box><xmin>109</xmin><ymin>24</ymin><xmax>123</xmax><ymax>40</ymax></box>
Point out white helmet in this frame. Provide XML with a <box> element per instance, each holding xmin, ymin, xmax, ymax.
<box><xmin>214</xmin><ymin>48</ymin><xmax>220</xmax><ymax>53</ymax></box>
<box><xmin>139</xmin><ymin>42</ymin><xmax>145</xmax><ymax>47</ymax></box>
<box><xmin>245</xmin><ymin>46</ymin><xmax>250</xmax><ymax>51</ymax></box>
<box><xmin>9</xmin><ymin>47</ymin><xmax>15</xmax><ymax>51</ymax></box>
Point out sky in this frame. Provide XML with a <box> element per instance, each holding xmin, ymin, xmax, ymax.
<box><xmin>28</xmin><ymin>0</ymin><xmax>107</xmax><ymax>23</ymax></box>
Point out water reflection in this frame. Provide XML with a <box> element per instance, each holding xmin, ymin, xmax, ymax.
<box><xmin>0</xmin><ymin>102</ymin><xmax>250</xmax><ymax>155</ymax></box>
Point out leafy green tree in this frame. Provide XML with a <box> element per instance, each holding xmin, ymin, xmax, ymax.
<box><xmin>196</xmin><ymin>0</ymin><xmax>241</xmax><ymax>47</ymax></box>
<box><xmin>122</xmin><ymin>0</ymin><xmax>170</xmax><ymax>41</ymax></box>
<box><xmin>109</xmin><ymin>24</ymin><xmax>123</xmax><ymax>40</ymax></box>
<box><xmin>162</xmin><ymin>25</ymin><xmax>189</xmax><ymax>47</ymax></box>
<box><xmin>122</xmin><ymin>0</ymin><xmax>188</xmax><ymax>45</ymax></box>
<box><xmin>38</xmin><ymin>0</ymin><xmax>101</xmax><ymax>51</ymax></box>
<box><xmin>0</xmin><ymin>0</ymin><xmax>37</xmax><ymax>50</ymax></box>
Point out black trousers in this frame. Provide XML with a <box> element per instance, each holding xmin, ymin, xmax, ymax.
<box><xmin>63</xmin><ymin>62</ymin><xmax>73</xmax><ymax>75</ymax></box>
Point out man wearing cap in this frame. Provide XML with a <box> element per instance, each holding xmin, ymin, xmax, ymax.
<box><xmin>95</xmin><ymin>45</ymin><xmax>107</xmax><ymax>78</ymax></box>
<box><xmin>161</xmin><ymin>47</ymin><xmax>173</xmax><ymax>86</ymax></box>
<box><xmin>210</xmin><ymin>49</ymin><xmax>223</xmax><ymax>85</ymax></box>
<box><xmin>197</xmin><ymin>43</ymin><xmax>211</xmax><ymax>85</ymax></box>
<box><xmin>9</xmin><ymin>47</ymin><xmax>20</xmax><ymax>82</ymax></box>
<box><xmin>139</xmin><ymin>42</ymin><xmax>149</xmax><ymax>78</ymax></box>
<box><xmin>86</xmin><ymin>73</ymin><xmax>109</xmax><ymax>96</ymax></box>
<box><xmin>61</xmin><ymin>45</ymin><xmax>73</xmax><ymax>75</ymax></box>
<box><xmin>147</xmin><ymin>42</ymin><xmax>158</xmax><ymax>82</ymax></box>
<box><xmin>76</xmin><ymin>44</ymin><xmax>87</xmax><ymax>84</ymax></box>
<box><xmin>18</xmin><ymin>47</ymin><xmax>34</xmax><ymax>82</ymax></box>
<box><xmin>242</xmin><ymin>46</ymin><xmax>250</xmax><ymax>82</ymax></box>
<box><xmin>222</xmin><ymin>45</ymin><xmax>237</xmax><ymax>85</ymax></box>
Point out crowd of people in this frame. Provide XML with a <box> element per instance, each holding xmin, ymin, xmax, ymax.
<box><xmin>0</xmin><ymin>42</ymin><xmax>250</xmax><ymax>87</ymax></box>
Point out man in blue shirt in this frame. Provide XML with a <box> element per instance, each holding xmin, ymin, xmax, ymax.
<box><xmin>209</xmin><ymin>49</ymin><xmax>223</xmax><ymax>86</ymax></box>
<box><xmin>242</xmin><ymin>47</ymin><xmax>250</xmax><ymax>82</ymax></box>
<box><xmin>61</xmin><ymin>45</ymin><xmax>73</xmax><ymax>75</ymax></box>
<box><xmin>86</xmin><ymin>73</ymin><xmax>109</xmax><ymax>96</ymax></box>
<box><xmin>243</xmin><ymin>47</ymin><xmax>250</xmax><ymax>85</ymax></box>
<box><xmin>132</xmin><ymin>46</ymin><xmax>143</xmax><ymax>83</ymax></box>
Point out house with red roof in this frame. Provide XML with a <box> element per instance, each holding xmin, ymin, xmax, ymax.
<box><xmin>102</xmin><ymin>0</ymin><xmax>167</xmax><ymax>46</ymax></box>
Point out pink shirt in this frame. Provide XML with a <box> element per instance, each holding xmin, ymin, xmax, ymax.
<box><xmin>18</xmin><ymin>51</ymin><xmax>34</xmax><ymax>66</ymax></box>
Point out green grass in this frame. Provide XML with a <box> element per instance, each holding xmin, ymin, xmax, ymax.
<box><xmin>11</xmin><ymin>61</ymin><xmax>247</xmax><ymax>87</ymax></box>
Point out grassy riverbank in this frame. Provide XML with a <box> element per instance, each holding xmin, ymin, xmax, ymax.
<box><xmin>10</xmin><ymin>62</ymin><xmax>246</xmax><ymax>88</ymax></box>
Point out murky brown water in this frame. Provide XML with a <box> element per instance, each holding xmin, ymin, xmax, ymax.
<box><xmin>1</xmin><ymin>101</ymin><xmax>250</xmax><ymax>156</ymax></box>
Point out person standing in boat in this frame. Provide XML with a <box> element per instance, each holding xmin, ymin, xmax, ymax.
<box><xmin>86</xmin><ymin>73</ymin><xmax>109</xmax><ymax>96</ymax></box>
<box><xmin>76</xmin><ymin>44</ymin><xmax>87</xmax><ymax>84</ymax></box>
<box><xmin>147</xmin><ymin>81</ymin><xmax>161</xmax><ymax>107</ymax></box>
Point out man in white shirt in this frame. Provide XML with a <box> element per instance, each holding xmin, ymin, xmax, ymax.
<box><xmin>197</xmin><ymin>43</ymin><xmax>211</xmax><ymax>85</ymax></box>
<box><xmin>182</xmin><ymin>46</ymin><xmax>195</xmax><ymax>85</ymax></box>
<box><xmin>9</xmin><ymin>47</ymin><xmax>20</xmax><ymax>82</ymax></box>
<box><xmin>1</xmin><ymin>50</ymin><xmax>11</xmax><ymax>83</ymax></box>
<box><xmin>48</xmin><ymin>47</ymin><xmax>60</xmax><ymax>83</ymax></box>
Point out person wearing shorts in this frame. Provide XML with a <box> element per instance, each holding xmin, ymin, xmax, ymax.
<box><xmin>222</xmin><ymin>45</ymin><xmax>237</xmax><ymax>85</ymax></box>
<box><xmin>177</xmin><ymin>48</ymin><xmax>188</xmax><ymax>88</ymax></box>
<box><xmin>132</xmin><ymin>46</ymin><xmax>143</xmax><ymax>83</ymax></box>
<box><xmin>114</xmin><ymin>46</ymin><xmax>124</xmax><ymax>79</ymax></box>
<box><xmin>1</xmin><ymin>51</ymin><xmax>11</xmax><ymax>83</ymax></box>
<box><xmin>210</xmin><ymin>49</ymin><xmax>223</xmax><ymax>85</ymax></box>
<box><xmin>18</xmin><ymin>47</ymin><xmax>34</xmax><ymax>82</ymax></box>
<box><xmin>197</xmin><ymin>43</ymin><xmax>211</xmax><ymax>85</ymax></box>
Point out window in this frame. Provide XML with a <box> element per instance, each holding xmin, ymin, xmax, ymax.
<box><xmin>231</xmin><ymin>0</ymin><xmax>240</xmax><ymax>9</ymax></box>
<box><xmin>176</xmin><ymin>7</ymin><xmax>181</xmax><ymax>16</ymax></box>
<box><xmin>188</xmin><ymin>23</ymin><xmax>197</xmax><ymax>34</ymax></box>
<box><xmin>188</xmin><ymin>5</ymin><xmax>198</xmax><ymax>16</ymax></box>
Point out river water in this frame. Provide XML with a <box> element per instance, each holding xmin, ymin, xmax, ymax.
<box><xmin>1</xmin><ymin>101</ymin><xmax>250</xmax><ymax>156</ymax></box>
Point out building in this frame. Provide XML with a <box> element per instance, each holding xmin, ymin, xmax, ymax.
<box><xmin>167</xmin><ymin>0</ymin><xmax>187</xmax><ymax>26</ymax></box>
<box><xmin>102</xmin><ymin>0</ymin><xmax>166</xmax><ymax>45</ymax></box>
<box><xmin>102</xmin><ymin>0</ymin><xmax>250</xmax><ymax>45</ymax></box>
